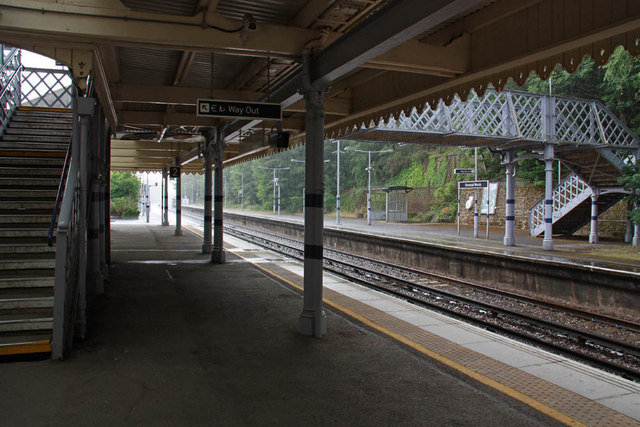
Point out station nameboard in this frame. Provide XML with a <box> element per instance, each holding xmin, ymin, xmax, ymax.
<box><xmin>458</xmin><ymin>180</ymin><xmax>488</xmax><ymax>189</ymax></box>
<box><xmin>197</xmin><ymin>99</ymin><xmax>282</xmax><ymax>121</ymax></box>
<box><xmin>454</xmin><ymin>168</ymin><xmax>475</xmax><ymax>174</ymax></box>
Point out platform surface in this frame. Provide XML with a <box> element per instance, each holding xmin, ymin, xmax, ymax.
<box><xmin>0</xmin><ymin>222</ymin><xmax>569</xmax><ymax>425</ymax></box>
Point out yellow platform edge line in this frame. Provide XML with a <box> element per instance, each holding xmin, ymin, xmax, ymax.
<box><xmin>17</xmin><ymin>106</ymin><xmax>72</xmax><ymax>113</ymax></box>
<box><xmin>0</xmin><ymin>340</ymin><xmax>51</xmax><ymax>356</ymax></box>
<box><xmin>250</xmin><ymin>262</ymin><xmax>586</xmax><ymax>427</ymax></box>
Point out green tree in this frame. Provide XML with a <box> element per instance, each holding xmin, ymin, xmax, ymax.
<box><xmin>619</xmin><ymin>164</ymin><xmax>640</xmax><ymax>225</ymax></box>
<box><xmin>110</xmin><ymin>172</ymin><xmax>140</xmax><ymax>218</ymax></box>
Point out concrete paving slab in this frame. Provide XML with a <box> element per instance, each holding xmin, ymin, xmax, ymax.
<box><xmin>421</xmin><ymin>323</ymin><xmax>493</xmax><ymax>345</ymax></box>
<box><xmin>465</xmin><ymin>340</ymin><xmax>559</xmax><ymax>368</ymax></box>
<box><xmin>520</xmin><ymin>362</ymin><xmax>636</xmax><ymax>400</ymax></box>
<box><xmin>597</xmin><ymin>393</ymin><xmax>640</xmax><ymax>420</ymax></box>
<box><xmin>363</xmin><ymin>298</ymin><xmax>416</xmax><ymax>313</ymax></box>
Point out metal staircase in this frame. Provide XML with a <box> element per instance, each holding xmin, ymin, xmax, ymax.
<box><xmin>342</xmin><ymin>90</ymin><xmax>639</xmax><ymax>237</ymax></box>
<box><xmin>0</xmin><ymin>46</ymin><xmax>74</xmax><ymax>356</ymax></box>
<box><xmin>0</xmin><ymin>108</ymin><xmax>72</xmax><ymax>355</ymax></box>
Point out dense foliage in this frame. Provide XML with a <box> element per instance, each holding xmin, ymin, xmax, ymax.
<box><xmin>110</xmin><ymin>172</ymin><xmax>140</xmax><ymax>218</ymax></box>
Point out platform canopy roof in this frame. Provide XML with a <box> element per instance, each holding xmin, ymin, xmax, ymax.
<box><xmin>1</xmin><ymin>0</ymin><xmax>639</xmax><ymax>172</ymax></box>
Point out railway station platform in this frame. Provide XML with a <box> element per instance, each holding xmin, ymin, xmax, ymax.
<box><xmin>224</xmin><ymin>209</ymin><xmax>640</xmax><ymax>274</ymax></box>
<box><xmin>3</xmin><ymin>220</ymin><xmax>638</xmax><ymax>425</ymax></box>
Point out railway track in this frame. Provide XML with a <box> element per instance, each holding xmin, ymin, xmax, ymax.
<box><xmin>223</xmin><ymin>222</ymin><xmax>640</xmax><ymax>382</ymax></box>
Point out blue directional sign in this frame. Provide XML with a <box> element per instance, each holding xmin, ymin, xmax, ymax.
<box><xmin>197</xmin><ymin>99</ymin><xmax>282</xmax><ymax>121</ymax></box>
<box><xmin>458</xmin><ymin>180</ymin><xmax>488</xmax><ymax>189</ymax></box>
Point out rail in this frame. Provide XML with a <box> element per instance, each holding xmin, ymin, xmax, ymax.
<box><xmin>48</xmin><ymin>138</ymin><xmax>73</xmax><ymax>246</ymax></box>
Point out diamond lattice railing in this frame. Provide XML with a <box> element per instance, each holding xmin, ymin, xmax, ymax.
<box><xmin>367</xmin><ymin>89</ymin><xmax>639</xmax><ymax>151</ymax></box>
<box><xmin>21</xmin><ymin>68</ymin><xmax>73</xmax><ymax>109</ymax></box>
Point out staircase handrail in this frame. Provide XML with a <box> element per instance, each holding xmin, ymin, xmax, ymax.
<box><xmin>47</xmin><ymin>137</ymin><xmax>73</xmax><ymax>246</ymax></box>
<box><xmin>52</xmin><ymin>149</ymin><xmax>81</xmax><ymax>359</ymax></box>
<box><xmin>0</xmin><ymin>47</ymin><xmax>20</xmax><ymax>75</ymax></box>
<box><xmin>0</xmin><ymin>63</ymin><xmax>23</xmax><ymax>101</ymax></box>
<box><xmin>0</xmin><ymin>49</ymin><xmax>22</xmax><ymax>136</ymax></box>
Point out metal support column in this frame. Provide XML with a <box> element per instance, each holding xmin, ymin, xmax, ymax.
<box><xmin>99</xmin><ymin>117</ymin><xmax>109</xmax><ymax>277</ymax></box>
<box><xmin>336</xmin><ymin>139</ymin><xmax>341</xmax><ymax>225</ymax></box>
<box><xmin>162</xmin><ymin>167</ymin><xmax>169</xmax><ymax>226</ymax></box>
<box><xmin>175</xmin><ymin>162</ymin><xmax>182</xmax><ymax>236</ymax></box>
<box><xmin>589</xmin><ymin>191</ymin><xmax>599</xmax><ymax>244</ymax></box>
<box><xmin>298</xmin><ymin>54</ymin><xmax>327</xmax><ymax>337</ymax></box>
<box><xmin>366</xmin><ymin>151</ymin><xmax>372</xmax><ymax>225</ymax></box>
<box><xmin>543</xmin><ymin>144</ymin><xmax>554</xmax><ymax>250</ymax></box>
<box><xmin>202</xmin><ymin>131</ymin><xmax>214</xmax><ymax>254</ymax></box>
<box><xmin>77</xmin><ymin>97</ymin><xmax>96</xmax><ymax>339</ymax></box>
<box><xmin>625</xmin><ymin>202</ymin><xmax>632</xmax><ymax>243</ymax></box>
<box><xmin>473</xmin><ymin>147</ymin><xmax>479</xmax><ymax>238</ymax></box>
<box><xmin>87</xmin><ymin>102</ymin><xmax>103</xmax><ymax>296</ymax></box>
<box><xmin>211</xmin><ymin>127</ymin><xmax>225</xmax><ymax>263</ymax></box>
<box><xmin>634</xmin><ymin>202</ymin><xmax>640</xmax><ymax>247</ymax></box>
<box><xmin>503</xmin><ymin>151</ymin><xmax>516</xmax><ymax>246</ymax></box>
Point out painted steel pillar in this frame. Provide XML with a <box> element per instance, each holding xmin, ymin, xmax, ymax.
<box><xmin>625</xmin><ymin>202</ymin><xmax>632</xmax><ymax>243</ymax></box>
<box><xmin>589</xmin><ymin>191</ymin><xmax>599</xmax><ymax>244</ymax></box>
<box><xmin>211</xmin><ymin>128</ymin><xmax>225</xmax><ymax>263</ymax></box>
<box><xmin>175</xmin><ymin>163</ymin><xmax>182</xmax><ymax>236</ymax></box>
<box><xmin>298</xmin><ymin>54</ymin><xmax>327</xmax><ymax>337</ymax></box>
<box><xmin>89</xmin><ymin>181</ymin><xmax>103</xmax><ymax>293</ymax></box>
<box><xmin>366</xmin><ymin>152</ymin><xmax>372</xmax><ymax>225</ymax></box>
<box><xmin>336</xmin><ymin>139</ymin><xmax>341</xmax><ymax>225</ymax></box>
<box><xmin>473</xmin><ymin>147</ymin><xmax>479</xmax><ymax>238</ymax></box>
<box><xmin>162</xmin><ymin>167</ymin><xmax>169</xmax><ymax>226</ymax></box>
<box><xmin>77</xmin><ymin>96</ymin><xmax>96</xmax><ymax>339</ymax></box>
<box><xmin>202</xmin><ymin>131</ymin><xmax>213</xmax><ymax>254</ymax></box>
<box><xmin>503</xmin><ymin>151</ymin><xmax>516</xmax><ymax>246</ymax></box>
<box><xmin>634</xmin><ymin>202</ymin><xmax>640</xmax><ymax>247</ymax></box>
<box><xmin>87</xmin><ymin>101</ymin><xmax>103</xmax><ymax>296</ymax></box>
<box><xmin>99</xmin><ymin>119</ymin><xmax>109</xmax><ymax>277</ymax></box>
<box><xmin>543</xmin><ymin>144</ymin><xmax>554</xmax><ymax>250</ymax></box>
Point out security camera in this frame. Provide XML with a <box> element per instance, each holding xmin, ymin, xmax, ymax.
<box><xmin>244</xmin><ymin>14</ymin><xmax>257</xmax><ymax>31</ymax></box>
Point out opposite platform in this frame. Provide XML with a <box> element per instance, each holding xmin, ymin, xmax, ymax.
<box><xmin>223</xmin><ymin>209</ymin><xmax>640</xmax><ymax>274</ymax></box>
<box><xmin>1</xmin><ymin>223</ymin><xmax>560</xmax><ymax>425</ymax></box>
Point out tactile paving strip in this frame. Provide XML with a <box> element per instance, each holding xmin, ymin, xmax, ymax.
<box><xmin>258</xmin><ymin>262</ymin><xmax>638</xmax><ymax>427</ymax></box>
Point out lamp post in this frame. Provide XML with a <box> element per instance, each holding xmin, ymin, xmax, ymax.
<box><xmin>258</xmin><ymin>166</ymin><xmax>290</xmax><ymax>215</ymax></box>
<box><xmin>344</xmin><ymin>147</ymin><xmax>393</xmax><ymax>225</ymax></box>
<box><xmin>291</xmin><ymin>158</ymin><xmax>329</xmax><ymax>214</ymax></box>
<box><xmin>331</xmin><ymin>140</ymin><xmax>344</xmax><ymax>225</ymax></box>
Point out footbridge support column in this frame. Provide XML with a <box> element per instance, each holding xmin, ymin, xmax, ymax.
<box><xmin>503</xmin><ymin>151</ymin><xmax>516</xmax><ymax>246</ymax></box>
<box><xmin>634</xmin><ymin>202</ymin><xmax>640</xmax><ymax>248</ymax></box>
<box><xmin>543</xmin><ymin>144</ymin><xmax>554</xmax><ymax>250</ymax></box>
<box><xmin>589</xmin><ymin>190</ymin><xmax>599</xmax><ymax>244</ymax></box>
<box><xmin>211</xmin><ymin>127</ymin><xmax>225</xmax><ymax>264</ymax></box>
<box><xmin>202</xmin><ymin>130</ymin><xmax>213</xmax><ymax>254</ymax></box>
<box><xmin>298</xmin><ymin>54</ymin><xmax>327</xmax><ymax>338</ymax></box>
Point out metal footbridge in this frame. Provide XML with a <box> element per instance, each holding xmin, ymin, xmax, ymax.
<box><xmin>341</xmin><ymin>89</ymin><xmax>639</xmax><ymax>237</ymax></box>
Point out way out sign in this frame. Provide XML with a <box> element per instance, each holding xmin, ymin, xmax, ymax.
<box><xmin>197</xmin><ymin>99</ymin><xmax>282</xmax><ymax>121</ymax></box>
